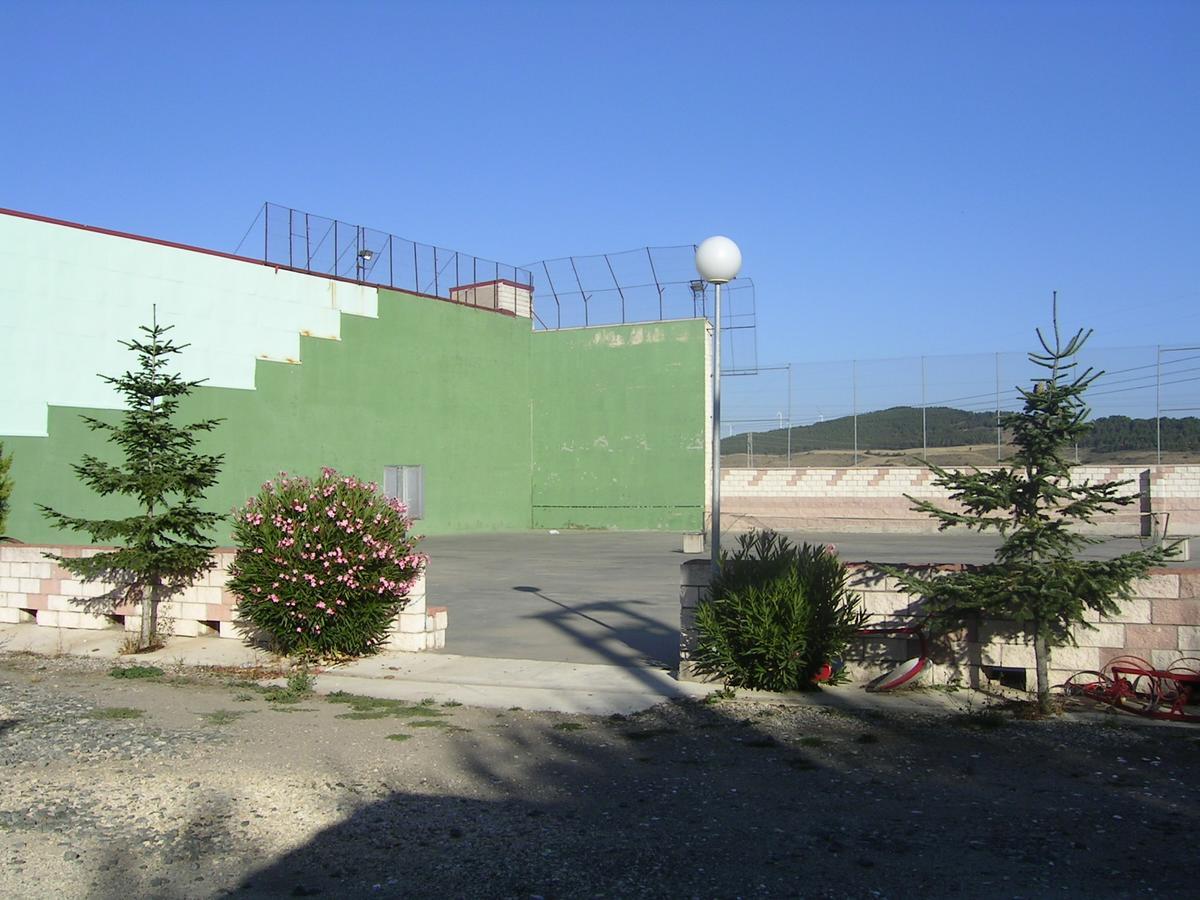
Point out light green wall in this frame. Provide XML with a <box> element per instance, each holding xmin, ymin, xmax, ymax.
<box><xmin>7</xmin><ymin>291</ymin><xmax>532</xmax><ymax>543</ymax></box>
<box><xmin>5</xmin><ymin>293</ymin><xmax>707</xmax><ymax>543</ymax></box>
<box><xmin>530</xmin><ymin>320</ymin><xmax>707</xmax><ymax>531</ymax></box>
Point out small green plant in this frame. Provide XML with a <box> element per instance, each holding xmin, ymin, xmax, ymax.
<box><xmin>286</xmin><ymin>669</ymin><xmax>314</xmax><ymax>696</ymax></box>
<box><xmin>623</xmin><ymin>727</ymin><xmax>679</xmax><ymax>741</ymax></box>
<box><xmin>692</xmin><ymin>531</ymin><xmax>867</xmax><ymax>692</ymax></box>
<box><xmin>228</xmin><ymin>468</ymin><xmax>425</xmax><ymax>660</ymax></box>
<box><xmin>90</xmin><ymin>706</ymin><xmax>143</xmax><ymax>719</ymax></box>
<box><xmin>200</xmin><ymin>709</ymin><xmax>247</xmax><ymax>726</ymax></box>
<box><xmin>109</xmin><ymin>664</ymin><xmax>165</xmax><ymax>680</ymax></box>
<box><xmin>325</xmin><ymin>691</ymin><xmax>443</xmax><ymax>720</ymax></box>
<box><xmin>441</xmin><ymin>700</ymin><xmax>463</xmax><ymax>708</ymax></box>
<box><xmin>386</xmin><ymin>733</ymin><xmax>412</xmax><ymax>742</ymax></box>
<box><xmin>703</xmin><ymin>687</ymin><xmax>737</xmax><ymax>705</ymax></box>
<box><xmin>554</xmin><ymin>722</ymin><xmax>585</xmax><ymax>732</ymax></box>
<box><xmin>798</xmin><ymin>736</ymin><xmax>827</xmax><ymax>748</ymax></box>
<box><xmin>951</xmin><ymin>708</ymin><xmax>1007</xmax><ymax>730</ymax></box>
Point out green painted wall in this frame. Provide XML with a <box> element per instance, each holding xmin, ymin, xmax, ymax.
<box><xmin>529</xmin><ymin>320</ymin><xmax>707</xmax><ymax>531</ymax></box>
<box><xmin>4</xmin><ymin>293</ymin><xmax>708</xmax><ymax>543</ymax></box>
<box><xmin>6</xmin><ymin>291</ymin><xmax>532</xmax><ymax>544</ymax></box>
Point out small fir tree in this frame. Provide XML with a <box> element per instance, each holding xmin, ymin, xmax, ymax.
<box><xmin>40</xmin><ymin>313</ymin><xmax>224</xmax><ymax>650</ymax></box>
<box><xmin>881</xmin><ymin>298</ymin><xmax>1173</xmax><ymax>712</ymax></box>
<box><xmin>0</xmin><ymin>442</ymin><xmax>12</xmax><ymax>539</ymax></box>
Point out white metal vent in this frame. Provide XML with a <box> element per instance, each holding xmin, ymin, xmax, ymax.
<box><xmin>384</xmin><ymin>465</ymin><xmax>424</xmax><ymax>520</ymax></box>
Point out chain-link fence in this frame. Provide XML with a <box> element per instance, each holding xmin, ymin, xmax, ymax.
<box><xmin>234</xmin><ymin>207</ymin><xmax>758</xmax><ymax>363</ymax></box>
<box><xmin>235</xmin><ymin>203</ymin><xmax>534</xmax><ymax>302</ymax></box>
<box><xmin>525</xmin><ymin>245</ymin><xmax>757</xmax><ymax>370</ymax></box>
<box><xmin>722</xmin><ymin>343</ymin><xmax>1200</xmax><ymax>467</ymax></box>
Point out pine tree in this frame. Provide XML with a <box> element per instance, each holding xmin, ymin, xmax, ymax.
<box><xmin>882</xmin><ymin>297</ymin><xmax>1174</xmax><ymax>712</ymax></box>
<box><xmin>0</xmin><ymin>442</ymin><xmax>12</xmax><ymax>539</ymax></box>
<box><xmin>40</xmin><ymin>313</ymin><xmax>224</xmax><ymax>651</ymax></box>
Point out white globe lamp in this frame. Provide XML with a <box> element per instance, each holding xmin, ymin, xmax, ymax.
<box><xmin>695</xmin><ymin>235</ymin><xmax>742</xmax><ymax>284</ymax></box>
<box><xmin>696</xmin><ymin>235</ymin><xmax>741</xmax><ymax>569</ymax></box>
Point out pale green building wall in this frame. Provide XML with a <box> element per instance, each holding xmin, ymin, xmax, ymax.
<box><xmin>530</xmin><ymin>321</ymin><xmax>708</xmax><ymax>531</ymax></box>
<box><xmin>1</xmin><ymin>212</ymin><xmax>707</xmax><ymax>542</ymax></box>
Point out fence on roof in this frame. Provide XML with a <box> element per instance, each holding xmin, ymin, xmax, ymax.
<box><xmin>235</xmin><ymin>202</ymin><xmax>534</xmax><ymax>303</ymax></box>
<box><xmin>524</xmin><ymin>244</ymin><xmax>758</xmax><ymax>372</ymax></box>
<box><xmin>234</xmin><ymin>205</ymin><xmax>759</xmax><ymax>367</ymax></box>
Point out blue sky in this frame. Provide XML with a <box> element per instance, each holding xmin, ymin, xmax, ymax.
<box><xmin>1</xmin><ymin>0</ymin><xmax>1196</xmax><ymax>424</ymax></box>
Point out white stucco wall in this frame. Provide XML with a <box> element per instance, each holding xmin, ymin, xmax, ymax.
<box><xmin>0</xmin><ymin>212</ymin><xmax>378</xmax><ymax>436</ymax></box>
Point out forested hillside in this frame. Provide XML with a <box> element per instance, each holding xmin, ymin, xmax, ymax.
<box><xmin>722</xmin><ymin>406</ymin><xmax>1200</xmax><ymax>454</ymax></box>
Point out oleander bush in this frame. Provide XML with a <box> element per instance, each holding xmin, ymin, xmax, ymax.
<box><xmin>692</xmin><ymin>530</ymin><xmax>867</xmax><ymax>691</ymax></box>
<box><xmin>228</xmin><ymin>468</ymin><xmax>424</xmax><ymax>659</ymax></box>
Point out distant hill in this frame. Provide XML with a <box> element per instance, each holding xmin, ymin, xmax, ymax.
<box><xmin>722</xmin><ymin>406</ymin><xmax>1200</xmax><ymax>454</ymax></box>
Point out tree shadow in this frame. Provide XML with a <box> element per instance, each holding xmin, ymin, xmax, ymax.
<box><xmin>511</xmin><ymin>585</ymin><xmax>677</xmax><ymax>670</ymax></box>
<box><xmin>229</xmin><ymin>695</ymin><xmax>1200</xmax><ymax>899</ymax></box>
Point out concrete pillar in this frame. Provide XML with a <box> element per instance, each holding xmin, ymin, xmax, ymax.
<box><xmin>678</xmin><ymin>558</ymin><xmax>713</xmax><ymax>681</ymax></box>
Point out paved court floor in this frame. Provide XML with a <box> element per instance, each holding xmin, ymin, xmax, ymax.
<box><xmin>420</xmin><ymin>529</ymin><xmax>1180</xmax><ymax>668</ymax></box>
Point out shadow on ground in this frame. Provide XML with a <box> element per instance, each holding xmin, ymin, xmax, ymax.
<box><xmin>231</xmin><ymin>698</ymin><xmax>1200</xmax><ymax>899</ymax></box>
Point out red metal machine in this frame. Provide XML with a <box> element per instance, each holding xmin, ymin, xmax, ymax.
<box><xmin>1060</xmin><ymin>655</ymin><xmax>1200</xmax><ymax>722</ymax></box>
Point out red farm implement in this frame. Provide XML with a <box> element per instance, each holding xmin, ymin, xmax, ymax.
<box><xmin>1059</xmin><ymin>656</ymin><xmax>1200</xmax><ymax>723</ymax></box>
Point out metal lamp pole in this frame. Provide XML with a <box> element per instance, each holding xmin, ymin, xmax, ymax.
<box><xmin>696</xmin><ymin>236</ymin><xmax>742</xmax><ymax>572</ymax></box>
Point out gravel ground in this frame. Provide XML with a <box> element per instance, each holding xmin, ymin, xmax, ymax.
<box><xmin>1</xmin><ymin>652</ymin><xmax>1198</xmax><ymax>900</ymax></box>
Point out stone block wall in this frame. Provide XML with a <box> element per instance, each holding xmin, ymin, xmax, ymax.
<box><xmin>721</xmin><ymin>465</ymin><xmax>1200</xmax><ymax>536</ymax></box>
<box><xmin>0</xmin><ymin>544</ymin><xmax>446</xmax><ymax>651</ymax></box>
<box><xmin>679</xmin><ymin>558</ymin><xmax>1200</xmax><ymax>690</ymax></box>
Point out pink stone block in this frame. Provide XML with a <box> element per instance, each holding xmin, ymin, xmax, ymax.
<box><xmin>1097</xmin><ymin>647</ymin><xmax>1131</xmax><ymax>669</ymax></box>
<box><xmin>206</xmin><ymin>603</ymin><xmax>234</xmax><ymax>622</ymax></box>
<box><xmin>1131</xmin><ymin>574</ymin><xmax>1181</xmax><ymax>599</ymax></box>
<box><xmin>1105</xmin><ymin>598</ymin><xmax>1152</xmax><ymax>624</ymax></box>
<box><xmin>1178</xmin><ymin>573</ymin><xmax>1200</xmax><ymax>600</ymax></box>
<box><xmin>1151</xmin><ymin>599</ymin><xmax>1200</xmax><ymax>626</ymax></box>
<box><xmin>1124</xmin><ymin>624</ymin><xmax>1179</xmax><ymax>650</ymax></box>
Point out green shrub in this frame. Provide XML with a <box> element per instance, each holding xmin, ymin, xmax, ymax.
<box><xmin>109</xmin><ymin>664</ymin><xmax>164</xmax><ymax>679</ymax></box>
<box><xmin>691</xmin><ymin>531</ymin><xmax>867</xmax><ymax>692</ymax></box>
<box><xmin>228</xmin><ymin>468</ymin><xmax>424</xmax><ymax>659</ymax></box>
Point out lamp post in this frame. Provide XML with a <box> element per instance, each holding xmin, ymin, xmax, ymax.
<box><xmin>356</xmin><ymin>248</ymin><xmax>375</xmax><ymax>282</ymax></box>
<box><xmin>695</xmin><ymin>235</ymin><xmax>742</xmax><ymax>571</ymax></box>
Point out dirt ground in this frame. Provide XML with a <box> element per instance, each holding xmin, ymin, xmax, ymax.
<box><xmin>2</xmin><ymin>652</ymin><xmax>1198</xmax><ymax>899</ymax></box>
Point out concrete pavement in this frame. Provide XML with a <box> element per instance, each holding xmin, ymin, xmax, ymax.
<box><xmin>0</xmin><ymin>621</ymin><xmax>977</xmax><ymax>717</ymax></box>
<box><xmin>418</xmin><ymin>529</ymin><xmax>1177</xmax><ymax>668</ymax></box>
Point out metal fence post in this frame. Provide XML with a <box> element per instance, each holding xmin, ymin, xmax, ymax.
<box><xmin>921</xmin><ymin>355</ymin><xmax>927</xmax><ymax>461</ymax></box>
<box><xmin>786</xmin><ymin>362</ymin><xmax>792</xmax><ymax>467</ymax></box>
<box><xmin>852</xmin><ymin>359</ymin><xmax>859</xmax><ymax>467</ymax></box>
<box><xmin>1156</xmin><ymin>345</ymin><xmax>1162</xmax><ymax>464</ymax></box>
<box><xmin>995</xmin><ymin>352</ymin><xmax>1001</xmax><ymax>462</ymax></box>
